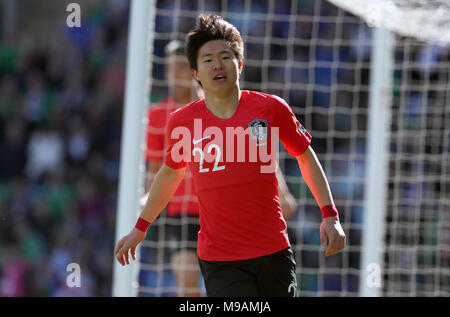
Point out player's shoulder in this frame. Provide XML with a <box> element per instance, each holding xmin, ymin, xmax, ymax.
<box><xmin>147</xmin><ymin>98</ymin><xmax>176</xmax><ymax>127</ymax></box>
<box><xmin>149</xmin><ymin>98</ymin><xmax>175</xmax><ymax>113</ymax></box>
<box><xmin>167</xmin><ymin>98</ymin><xmax>204</xmax><ymax>124</ymax></box>
<box><xmin>246</xmin><ymin>90</ymin><xmax>286</xmax><ymax>103</ymax></box>
<box><xmin>246</xmin><ymin>90</ymin><xmax>271</xmax><ymax>100</ymax></box>
<box><xmin>245</xmin><ymin>90</ymin><xmax>290</xmax><ymax>109</ymax></box>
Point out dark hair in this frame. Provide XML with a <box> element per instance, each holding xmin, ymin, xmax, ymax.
<box><xmin>186</xmin><ymin>13</ymin><xmax>244</xmax><ymax>71</ymax></box>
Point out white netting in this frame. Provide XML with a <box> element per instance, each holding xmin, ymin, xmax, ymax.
<box><xmin>383</xmin><ymin>38</ymin><xmax>450</xmax><ymax>296</ymax></box>
<box><xmin>327</xmin><ymin>0</ymin><xmax>450</xmax><ymax>44</ymax></box>
<box><xmin>133</xmin><ymin>0</ymin><xmax>450</xmax><ymax>296</ymax></box>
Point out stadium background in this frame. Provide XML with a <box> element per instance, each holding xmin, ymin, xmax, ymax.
<box><xmin>0</xmin><ymin>0</ymin><xmax>448</xmax><ymax>296</ymax></box>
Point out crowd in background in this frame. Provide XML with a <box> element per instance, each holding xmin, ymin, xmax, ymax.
<box><xmin>0</xmin><ymin>0</ymin><xmax>129</xmax><ymax>296</ymax></box>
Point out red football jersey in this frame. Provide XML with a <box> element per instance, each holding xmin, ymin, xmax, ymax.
<box><xmin>146</xmin><ymin>98</ymin><xmax>199</xmax><ymax>216</ymax></box>
<box><xmin>164</xmin><ymin>90</ymin><xmax>312</xmax><ymax>261</ymax></box>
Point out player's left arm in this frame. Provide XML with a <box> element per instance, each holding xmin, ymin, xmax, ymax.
<box><xmin>296</xmin><ymin>145</ymin><xmax>346</xmax><ymax>256</ymax></box>
<box><xmin>276</xmin><ymin>165</ymin><xmax>298</xmax><ymax>221</ymax></box>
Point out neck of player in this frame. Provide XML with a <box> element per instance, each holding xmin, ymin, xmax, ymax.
<box><xmin>204</xmin><ymin>86</ymin><xmax>241</xmax><ymax>119</ymax></box>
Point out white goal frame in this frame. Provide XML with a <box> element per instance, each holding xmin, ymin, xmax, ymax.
<box><xmin>112</xmin><ymin>0</ymin><xmax>156</xmax><ymax>297</ymax></box>
<box><xmin>359</xmin><ymin>26</ymin><xmax>395</xmax><ymax>297</ymax></box>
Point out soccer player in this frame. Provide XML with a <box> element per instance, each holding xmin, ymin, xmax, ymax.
<box><xmin>115</xmin><ymin>14</ymin><xmax>346</xmax><ymax>297</ymax></box>
<box><xmin>144</xmin><ymin>40</ymin><xmax>202</xmax><ymax>297</ymax></box>
<box><xmin>143</xmin><ymin>39</ymin><xmax>297</xmax><ymax>296</ymax></box>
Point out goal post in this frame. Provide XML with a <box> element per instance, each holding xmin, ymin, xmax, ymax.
<box><xmin>359</xmin><ymin>26</ymin><xmax>394</xmax><ymax>296</ymax></box>
<box><xmin>112</xmin><ymin>0</ymin><xmax>156</xmax><ymax>297</ymax></box>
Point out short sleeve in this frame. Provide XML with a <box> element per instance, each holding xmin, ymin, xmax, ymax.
<box><xmin>273</xmin><ymin>95</ymin><xmax>312</xmax><ymax>157</ymax></box>
<box><xmin>145</xmin><ymin>107</ymin><xmax>166</xmax><ymax>162</ymax></box>
<box><xmin>163</xmin><ymin>111</ymin><xmax>190</xmax><ymax>170</ymax></box>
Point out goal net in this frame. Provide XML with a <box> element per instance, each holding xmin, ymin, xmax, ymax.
<box><xmin>383</xmin><ymin>37</ymin><xmax>450</xmax><ymax>296</ymax></box>
<box><xmin>123</xmin><ymin>0</ymin><xmax>449</xmax><ymax>297</ymax></box>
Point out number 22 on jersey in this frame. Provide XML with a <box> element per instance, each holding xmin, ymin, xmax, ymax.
<box><xmin>192</xmin><ymin>144</ymin><xmax>226</xmax><ymax>173</ymax></box>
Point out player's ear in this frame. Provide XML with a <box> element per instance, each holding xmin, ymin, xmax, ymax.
<box><xmin>192</xmin><ymin>68</ymin><xmax>199</xmax><ymax>81</ymax></box>
<box><xmin>192</xmin><ymin>69</ymin><xmax>202</xmax><ymax>88</ymax></box>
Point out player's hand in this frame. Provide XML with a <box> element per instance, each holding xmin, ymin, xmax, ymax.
<box><xmin>320</xmin><ymin>217</ymin><xmax>346</xmax><ymax>257</ymax></box>
<box><xmin>114</xmin><ymin>228</ymin><xmax>146</xmax><ymax>266</ymax></box>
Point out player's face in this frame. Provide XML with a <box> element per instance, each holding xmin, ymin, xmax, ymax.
<box><xmin>166</xmin><ymin>54</ymin><xmax>194</xmax><ymax>101</ymax></box>
<box><xmin>193</xmin><ymin>39</ymin><xmax>242</xmax><ymax>96</ymax></box>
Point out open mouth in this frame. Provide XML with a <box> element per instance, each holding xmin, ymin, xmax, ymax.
<box><xmin>213</xmin><ymin>75</ymin><xmax>227</xmax><ymax>81</ymax></box>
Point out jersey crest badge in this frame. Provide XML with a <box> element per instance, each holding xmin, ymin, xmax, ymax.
<box><xmin>248</xmin><ymin>119</ymin><xmax>268</xmax><ymax>143</ymax></box>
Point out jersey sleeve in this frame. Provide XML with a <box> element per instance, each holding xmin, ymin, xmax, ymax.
<box><xmin>163</xmin><ymin>111</ymin><xmax>190</xmax><ymax>170</ymax></box>
<box><xmin>273</xmin><ymin>95</ymin><xmax>312</xmax><ymax>157</ymax></box>
<box><xmin>145</xmin><ymin>107</ymin><xmax>166</xmax><ymax>162</ymax></box>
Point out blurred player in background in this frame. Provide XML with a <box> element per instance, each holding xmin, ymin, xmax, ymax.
<box><xmin>143</xmin><ymin>40</ymin><xmax>202</xmax><ymax>297</ymax></box>
<box><xmin>116</xmin><ymin>15</ymin><xmax>342</xmax><ymax>297</ymax></box>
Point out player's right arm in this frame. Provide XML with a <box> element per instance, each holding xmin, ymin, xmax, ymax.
<box><xmin>145</xmin><ymin>160</ymin><xmax>162</xmax><ymax>192</ymax></box>
<box><xmin>114</xmin><ymin>163</ymin><xmax>186</xmax><ymax>266</ymax></box>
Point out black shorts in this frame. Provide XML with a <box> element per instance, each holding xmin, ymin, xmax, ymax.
<box><xmin>165</xmin><ymin>215</ymin><xmax>200</xmax><ymax>253</ymax></box>
<box><xmin>198</xmin><ymin>247</ymin><xmax>298</xmax><ymax>297</ymax></box>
